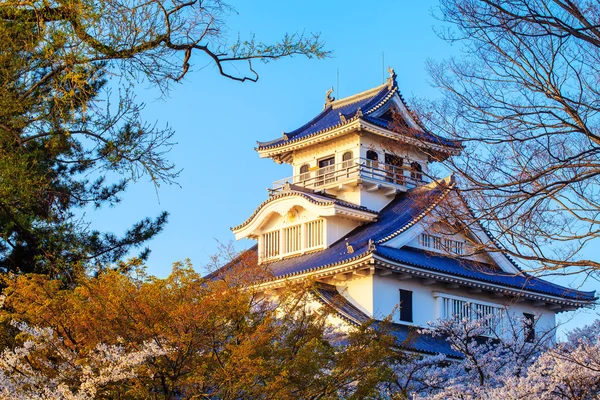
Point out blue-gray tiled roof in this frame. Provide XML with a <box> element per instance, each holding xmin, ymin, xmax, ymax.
<box><xmin>373</xmin><ymin>246</ymin><xmax>596</xmax><ymax>302</ymax></box>
<box><xmin>313</xmin><ymin>284</ymin><xmax>462</xmax><ymax>357</ymax></box>
<box><xmin>263</xmin><ymin>182</ymin><xmax>452</xmax><ymax>278</ymax></box>
<box><xmin>238</xmin><ymin>181</ymin><xmax>594</xmax><ymax>303</ymax></box>
<box><xmin>212</xmin><ymin>180</ymin><xmax>595</xmax><ymax>304</ymax></box>
<box><xmin>256</xmin><ymin>80</ymin><xmax>460</xmax><ymax>151</ymax></box>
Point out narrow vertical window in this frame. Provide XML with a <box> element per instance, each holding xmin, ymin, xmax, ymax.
<box><xmin>283</xmin><ymin>225</ymin><xmax>302</xmax><ymax>253</ymax></box>
<box><xmin>299</xmin><ymin>164</ymin><xmax>310</xmax><ymax>182</ymax></box>
<box><xmin>524</xmin><ymin>313</ymin><xmax>535</xmax><ymax>343</ymax></box>
<box><xmin>262</xmin><ymin>231</ymin><xmax>279</xmax><ymax>259</ymax></box>
<box><xmin>399</xmin><ymin>289</ymin><xmax>413</xmax><ymax>323</ymax></box>
<box><xmin>342</xmin><ymin>151</ymin><xmax>353</xmax><ymax>164</ymax></box>
<box><xmin>410</xmin><ymin>162</ymin><xmax>423</xmax><ymax>182</ymax></box>
<box><xmin>305</xmin><ymin>219</ymin><xmax>324</xmax><ymax>248</ymax></box>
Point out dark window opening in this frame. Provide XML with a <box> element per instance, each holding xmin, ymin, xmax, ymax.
<box><xmin>524</xmin><ymin>313</ymin><xmax>535</xmax><ymax>343</ymax></box>
<box><xmin>399</xmin><ymin>289</ymin><xmax>413</xmax><ymax>323</ymax></box>
<box><xmin>316</xmin><ymin>156</ymin><xmax>335</xmax><ymax>186</ymax></box>
<box><xmin>366</xmin><ymin>150</ymin><xmax>379</xmax><ymax>175</ymax></box>
<box><xmin>366</xmin><ymin>150</ymin><xmax>379</xmax><ymax>162</ymax></box>
<box><xmin>385</xmin><ymin>153</ymin><xmax>404</xmax><ymax>184</ymax></box>
<box><xmin>410</xmin><ymin>162</ymin><xmax>423</xmax><ymax>183</ymax></box>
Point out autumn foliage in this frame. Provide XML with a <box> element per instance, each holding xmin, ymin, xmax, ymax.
<box><xmin>0</xmin><ymin>254</ymin><xmax>395</xmax><ymax>399</ymax></box>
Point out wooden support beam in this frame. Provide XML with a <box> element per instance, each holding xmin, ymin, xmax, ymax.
<box><xmin>385</xmin><ymin>188</ymin><xmax>399</xmax><ymax>197</ymax></box>
<box><xmin>514</xmin><ymin>297</ymin><xmax>527</xmax><ymax>303</ymax></box>
<box><xmin>353</xmin><ymin>269</ymin><xmax>370</xmax><ymax>277</ymax></box>
<box><xmin>468</xmin><ymin>288</ymin><xmax>482</xmax><ymax>294</ymax></box>
<box><xmin>422</xmin><ymin>278</ymin><xmax>437</xmax><ymax>285</ymax></box>
<box><xmin>321</xmin><ymin>277</ymin><xmax>337</xmax><ymax>285</ymax></box>
<box><xmin>397</xmin><ymin>273</ymin><xmax>412</xmax><ymax>281</ymax></box>
<box><xmin>446</xmin><ymin>283</ymin><xmax>460</xmax><ymax>289</ymax></box>
<box><xmin>378</xmin><ymin>270</ymin><xmax>393</xmax><ymax>277</ymax></box>
<box><xmin>333</xmin><ymin>274</ymin><xmax>349</xmax><ymax>281</ymax></box>
<box><xmin>548</xmin><ymin>304</ymin><xmax>562</xmax><ymax>311</ymax></box>
<box><xmin>366</xmin><ymin>184</ymin><xmax>381</xmax><ymax>192</ymax></box>
<box><xmin>532</xmin><ymin>301</ymin><xmax>546</xmax><ymax>307</ymax></box>
<box><xmin>490</xmin><ymin>292</ymin><xmax>504</xmax><ymax>298</ymax></box>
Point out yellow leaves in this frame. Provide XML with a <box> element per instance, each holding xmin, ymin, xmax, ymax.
<box><xmin>0</xmin><ymin>257</ymin><xmax>394</xmax><ymax>398</ymax></box>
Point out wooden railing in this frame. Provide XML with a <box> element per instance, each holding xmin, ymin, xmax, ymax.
<box><xmin>272</xmin><ymin>157</ymin><xmax>427</xmax><ymax>192</ymax></box>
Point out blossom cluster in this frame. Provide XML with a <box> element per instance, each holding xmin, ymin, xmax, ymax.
<box><xmin>0</xmin><ymin>321</ymin><xmax>168</xmax><ymax>399</ymax></box>
<box><xmin>387</xmin><ymin>315</ymin><xmax>600</xmax><ymax>399</ymax></box>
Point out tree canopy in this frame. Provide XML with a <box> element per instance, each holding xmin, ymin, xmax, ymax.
<box><xmin>0</xmin><ymin>0</ymin><xmax>328</xmax><ymax>277</ymax></box>
<box><xmin>0</xmin><ymin>255</ymin><xmax>396</xmax><ymax>399</ymax></box>
<box><xmin>413</xmin><ymin>0</ymin><xmax>600</xmax><ymax>278</ymax></box>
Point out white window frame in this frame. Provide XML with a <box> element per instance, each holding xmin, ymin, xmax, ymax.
<box><xmin>433</xmin><ymin>292</ymin><xmax>504</xmax><ymax>336</ymax></box>
<box><xmin>260</xmin><ymin>219</ymin><xmax>326</xmax><ymax>261</ymax></box>
<box><xmin>420</xmin><ymin>233</ymin><xmax>466</xmax><ymax>255</ymax></box>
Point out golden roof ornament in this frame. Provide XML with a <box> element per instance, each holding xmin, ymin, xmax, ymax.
<box><xmin>387</xmin><ymin>66</ymin><xmax>397</xmax><ymax>89</ymax></box>
<box><xmin>325</xmin><ymin>86</ymin><xmax>335</xmax><ymax>108</ymax></box>
<box><xmin>345</xmin><ymin>239</ymin><xmax>354</xmax><ymax>254</ymax></box>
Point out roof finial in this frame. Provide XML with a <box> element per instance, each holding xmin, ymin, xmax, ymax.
<box><xmin>345</xmin><ymin>239</ymin><xmax>354</xmax><ymax>254</ymax></box>
<box><xmin>367</xmin><ymin>239</ymin><xmax>376</xmax><ymax>251</ymax></box>
<box><xmin>325</xmin><ymin>86</ymin><xmax>335</xmax><ymax>108</ymax></box>
<box><xmin>387</xmin><ymin>66</ymin><xmax>396</xmax><ymax>89</ymax></box>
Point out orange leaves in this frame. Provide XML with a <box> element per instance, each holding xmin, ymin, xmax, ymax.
<box><xmin>1</xmin><ymin>257</ymin><xmax>394</xmax><ymax>398</ymax></box>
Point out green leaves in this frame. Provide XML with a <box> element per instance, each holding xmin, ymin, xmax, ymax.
<box><xmin>0</xmin><ymin>0</ymin><xmax>328</xmax><ymax>276</ymax></box>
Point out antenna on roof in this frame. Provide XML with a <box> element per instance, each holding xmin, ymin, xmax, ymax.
<box><xmin>382</xmin><ymin>51</ymin><xmax>385</xmax><ymax>84</ymax></box>
<box><xmin>336</xmin><ymin>68</ymin><xmax>339</xmax><ymax>99</ymax></box>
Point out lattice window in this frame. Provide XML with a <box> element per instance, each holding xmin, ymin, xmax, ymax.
<box><xmin>420</xmin><ymin>234</ymin><xmax>465</xmax><ymax>255</ymax></box>
<box><xmin>262</xmin><ymin>231</ymin><xmax>279</xmax><ymax>259</ymax></box>
<box><xmin>305</xmin><ymin>219</ymin><xmax>324</xmax><ymax>249</ymax></box>
<box><xmin>299</xmin><ymin>164</ymin><xmax>310</xmax><ymax>182</ymax></box>
<box><xmin>283</xmin><ymin>225</ymin><xmax>302</xmax><ymax>253</ymax></box>
<box><xmin>440</xmin><ymin>295</ymin><xmax>503</xmax><ymax>335</ymax></box>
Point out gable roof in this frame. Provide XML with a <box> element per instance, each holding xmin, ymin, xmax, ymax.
<box><xmin>211</xmin><ymin>179</ymin><xmax>596</xmax><ymax>305</ymax></box>
<box><xmin>256</xmin><ymin>78</ymin><xmax>460</xmax><ymax>152</ymax></box>
<box><xmin>374</xmin><ymin>246</ymin><xmax>595</xmax><ymax>302</ymax></box>
<box><xmin>259</xmin><ymin>179</ymin><xmax>454</xmax><ymax>278</ymax></box>
<box><xmin>231</xmin><ymin>187</ymin><xmax>378</xmax><ymax>233</ymax></box>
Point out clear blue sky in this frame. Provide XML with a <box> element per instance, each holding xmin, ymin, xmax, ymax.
<box><xmin>88</xmin><ymin>0</ymin><xmax>597</xmax><ymax>335</ymax></box>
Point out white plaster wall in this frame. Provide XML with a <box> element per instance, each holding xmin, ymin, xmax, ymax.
<box><xmin>292</xmin><ymin>133</ymin><xmax>360</xmax><ymax>175</ymax></box>
<box><xmin>336</xmin><ymin>275</ymin><xmax>374</xmax><ymax>317</ymax></box>
<box><xmin>372</xmin><ymin>275</ymin><xmax>437</xmax><ymax>326</ymax></box>
<box><xmin>325</xmin><ymin>217</ymin><xmax>361</xmax><ymax>247</ymax></box>
<box><xmin>359</xmin><ymin>133</ymin><xmax>429</xmax><ymax>174</ymax></box>
<box><xmin>357</xmin><ymin>190</ymin><xmax>395</xmax><ymax>212</ymax></box>
<box><xmin>371</xmin><ymin>274</ymin><xmax>557</xmax><ymax>339</ymax></box>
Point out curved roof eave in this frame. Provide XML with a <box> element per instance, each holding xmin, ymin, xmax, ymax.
<box><xmin>231</xmin><ymin>190</ymin><xmax>378</xmax><ymax>233</ymax></box>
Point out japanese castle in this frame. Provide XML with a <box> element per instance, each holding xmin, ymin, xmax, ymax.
<box><xmin>214</xmin><ymin>69</ymin><xmax>595</xmax><ymax>355</ymax></box>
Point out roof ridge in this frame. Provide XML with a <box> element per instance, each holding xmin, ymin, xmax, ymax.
<box><xmin>330</xmin><ymin>82</ymin><xmax>389</xmax><ymax>109</ymax></box>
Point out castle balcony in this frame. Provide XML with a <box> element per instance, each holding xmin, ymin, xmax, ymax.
<box><xmin>271</xmin><ymin>157</ymin><xmax>428</xmax><ymax>195</ymax></box>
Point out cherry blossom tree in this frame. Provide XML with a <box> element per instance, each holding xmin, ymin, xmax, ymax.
<box><xmin>384</xmin><ymin>314</ymin><xmax>600</xmax><ymax>400</ymax></box>
<box><xmin>0</xmin><ymin>321</ymin><xmax>167</xmax><ymax>399</ymax></box>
